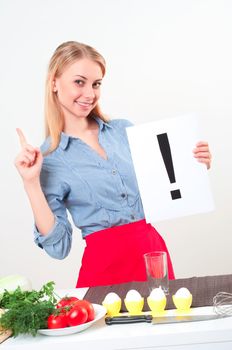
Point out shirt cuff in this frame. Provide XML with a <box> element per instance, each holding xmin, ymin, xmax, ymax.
<box><xmin>33</xmin><ymin>217</ymin><xmax>67</xmax><ymax>247</ymax></box>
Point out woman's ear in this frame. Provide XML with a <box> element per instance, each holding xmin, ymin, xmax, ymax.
<box><xmin>53</xmin><ymin>80</ymin><xmax>57</xmax><ymax>92</ymax></box>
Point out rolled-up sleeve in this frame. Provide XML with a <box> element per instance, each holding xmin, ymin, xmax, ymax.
<box><xmin>34</xmin><ymin>216</ymin><xmax>72</xmax><ymax>259</ymax></box>
<box><xmin>33</xmin><ymin>150</ymin><xmax>73</xmax><ymax>259</ymax></box>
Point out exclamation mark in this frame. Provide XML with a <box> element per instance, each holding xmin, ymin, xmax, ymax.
<box><xmin>157</xmin><ymin>133</ymin><xmax>181</xmax><ymax>200</ymax></box>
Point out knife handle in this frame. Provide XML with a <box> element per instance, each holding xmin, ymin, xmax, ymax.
<box><xmin>105</xmin><ymin>314</ymin><xmax>152</xmax><ymax>325</ymax></box>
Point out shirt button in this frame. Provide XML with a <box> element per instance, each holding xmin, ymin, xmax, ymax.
<box><xmin>121</xmin><ymin>193</ymin><xmax>126</xmax><ymax>198</ymax></box>
<box><xmin>112</xmin><ymin>169</ymin><xmax>117</xmax><ymax>175</ymax></box>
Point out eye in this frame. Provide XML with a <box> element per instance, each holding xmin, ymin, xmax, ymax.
<box><xmin>74</xmin><ymin>79</ymin><xmax>84</xmax><ymax>86</ymax></box>
<box><xmin>93</xmin><ymin>81</ymin><xmax>102</xmax><ymax>89</ymax></box>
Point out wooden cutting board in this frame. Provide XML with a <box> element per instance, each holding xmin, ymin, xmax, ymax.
<box><xmin>0</xmin><ymin>309</ymin><xmax>12</xmax><ymax>343</ymax></box>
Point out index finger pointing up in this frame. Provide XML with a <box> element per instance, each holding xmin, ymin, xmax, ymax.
<box><xmin>16</xmin><ymin>128</ymin><xmax>27</xmax><ymax>147</ymax></box>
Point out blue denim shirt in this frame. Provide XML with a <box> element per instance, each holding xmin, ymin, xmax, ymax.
<box><xmin>34</xmin><ymin>117</ymin><xmax>145</xmax><ymax>259</ymax></box>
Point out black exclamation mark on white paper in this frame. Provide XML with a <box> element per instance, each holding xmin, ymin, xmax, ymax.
<box><xmin>157</xmin><ymin>133</ymin><xmax>182</xmax><ymax>200</ymax></box>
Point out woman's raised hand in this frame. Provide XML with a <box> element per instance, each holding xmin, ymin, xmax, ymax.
<box><xmin>193</xmin><ymin>141</ymin><xmax>212</xmax><ymax>170</ymax></box>
<box><xmin>14</xmin><ymin>128</ymin><xmax>43</xmax><ymax>182</ymax></box>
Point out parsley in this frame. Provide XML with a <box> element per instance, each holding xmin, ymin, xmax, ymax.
<box><xmin>0</xmin><ymin>281</ymin><xmax>57</xmax><ymax>336</ymax></box>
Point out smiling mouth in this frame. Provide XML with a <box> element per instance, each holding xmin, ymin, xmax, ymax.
<box><xmin>75</xmin><ymin>101</ymin><xmax>93</xmax><ymax>107</ymax></box>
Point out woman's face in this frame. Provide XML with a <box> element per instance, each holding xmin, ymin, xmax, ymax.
<box><xmin>53</xmin><ymin>58</ymin><xmax>103</xmax><ymax>120</ymax></box>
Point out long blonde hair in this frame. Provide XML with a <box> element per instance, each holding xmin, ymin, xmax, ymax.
<box><xmin>44</xmin><ymin>41</ymin><xmax>108</xmax><ymax>153</ymax></box>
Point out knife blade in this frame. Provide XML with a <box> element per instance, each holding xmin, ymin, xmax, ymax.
<box><xmin>152</xmin><ymin>314</ymin><xmax>225</xmax><ymax>324</ymax></box>
<box><xmin>105</xmin><ymin>314</ymin><xmax>227</xmax><ymax>325</ymax></box>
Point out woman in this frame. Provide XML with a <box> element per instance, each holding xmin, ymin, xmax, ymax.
<box><xmin>15</xmin><ymin>41</ymin><xmax>211</xmax><ymax>287</ymax></box>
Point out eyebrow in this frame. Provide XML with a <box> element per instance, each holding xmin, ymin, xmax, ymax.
<box><xmin>74</xmin><ymin>75</ymin><xmax>102</xmax><ymax>82</ymax></box>
<box><xmin>74</xmin><ymin>75</ymin><xmax>87</xmax><ymax>80</ymax></box>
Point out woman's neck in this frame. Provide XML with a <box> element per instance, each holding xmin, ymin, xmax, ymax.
<box><xmin>63</xmin><ymin>116</ymin><xmax>98</xmax><ymax>138</ymax></box>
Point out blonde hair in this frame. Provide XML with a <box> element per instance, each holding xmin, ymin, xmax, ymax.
<box><xmin>44</xmin><ymin>41</ymin><xmax>108</xmax><ymax>153</ymax></box>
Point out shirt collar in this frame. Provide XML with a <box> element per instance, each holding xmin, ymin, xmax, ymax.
<box><xmin>60</xmin><ymin>133</ymin><xmax>70</xmax><ymax>150</ymax></box>
<box><xmin>93</xmin><ymin>115</ymin><xmax>112</xmax><ymax>131</ymax></box>
<box><xmin>59</xmin><ymin>116</ymin><xmax>112</xmax><ymax>150</ymax></box>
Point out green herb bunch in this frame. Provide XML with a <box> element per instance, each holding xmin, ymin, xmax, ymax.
<box><xmin>0</xmin><ymin>281</ymin><xmax>57</xmax><ymax>336</ymax></box>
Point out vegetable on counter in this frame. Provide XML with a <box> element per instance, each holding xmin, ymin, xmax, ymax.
<box><xmin>0</xmin><ymin>280</ymin><xmax>96</xmax><ymax>337</ymax></box>
<box><xmin>47</xmin><ymin>298</ymin><xmax>95</xmax><ymax>329</ymax></box>
<box><xmin>0</xmin><ymin>281</ymin><xmax>57</xmax><ymax>336</ymax></box>
<box><xmin>0</xmin><ymin>275</ymin><xmax>32</xmax><ymax>297</ymax></box>
<box><xmin>56</xmin><ymin>296</ymin><xmax>79</xmax><ymax>309</ymax></box>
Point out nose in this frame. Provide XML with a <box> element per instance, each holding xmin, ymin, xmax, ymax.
<box><xmin>82</xmin><ymin>84</ymin><xmax>95</xmax><ymax>99</ymax></box>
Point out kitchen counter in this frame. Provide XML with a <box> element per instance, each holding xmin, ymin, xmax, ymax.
<box><xmin>1</xmin><ymin>287</ymin><xmax>232</xmax><ymax>350</ymax></box>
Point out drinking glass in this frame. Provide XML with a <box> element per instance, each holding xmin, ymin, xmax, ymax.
<box><xmin>144</xmin><ymin>251</ymin><xmax>169</xmax><ymax>295</ymax></box>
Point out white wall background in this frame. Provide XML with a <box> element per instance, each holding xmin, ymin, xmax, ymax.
<box><xmin>0</xmin><ymin>0</ymin><xmax>231</xmax><ymax>290</ymax></box>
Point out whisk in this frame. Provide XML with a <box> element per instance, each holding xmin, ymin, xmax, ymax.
<box><xmin>213</xmin><ymin>292</ymin><xmax>232</xmax><ymax>316</ymax></box>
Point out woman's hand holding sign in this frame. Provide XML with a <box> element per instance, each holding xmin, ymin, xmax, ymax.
<box><xmin>193</xmin><ymin>141</ymin><xmax>212</xmax><ymax>170</ymax></box>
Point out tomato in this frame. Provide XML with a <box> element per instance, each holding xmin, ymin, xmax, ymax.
<box><xmin>74</xmin><ymin>300</ymin><xmax>95</xmax><ymax>322</ymax></box>
<box><xmin>66</xmin><ymin>304</ymin><xmax>88</xmax><ymax>326</ymax></box>
<box><xmin>47</xmin><ymin>314</ymin><xmax>68</xmax><ymax>329</ymax></box>
<box><xmin>56</xmin><ymin>296</ymin><xmax>79</xmax><ymax>309</ymax></box>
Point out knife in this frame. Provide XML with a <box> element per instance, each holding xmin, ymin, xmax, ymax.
<box><xmin>105</xmin><ymin>314</ymin><xmax>227</xmax><ymax>325</ymax></box>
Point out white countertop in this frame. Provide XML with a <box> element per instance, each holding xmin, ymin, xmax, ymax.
<box><xmin>1</xmin><ymin>288</ymin><xmax>232</xmax><ymax>350</ymax></box>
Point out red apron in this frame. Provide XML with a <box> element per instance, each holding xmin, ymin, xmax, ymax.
<box><xmin>76</xmin><ymin>219</ymin><xmax>175</xmax><ymax>287</ymax></box>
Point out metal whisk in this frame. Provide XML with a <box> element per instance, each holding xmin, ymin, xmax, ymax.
<box><xmin>213</xmin><ymin>292</ymin><xmax>232</xmax><ymax>316</ymax></box>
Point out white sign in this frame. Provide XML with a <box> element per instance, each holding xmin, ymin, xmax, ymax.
<box><xmin>126</xmin><ymin>114</ymin><xmax>214</xmax><ymax>223</ymax></box>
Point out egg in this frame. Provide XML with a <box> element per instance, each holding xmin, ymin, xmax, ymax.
<box><xmin>124</xmin><ymin>289</ymin><xmax>144</xmax><ymax>314</ymax></box>
<box><xmin>147</xmin><ymin>287</ymin><xmax>167</xmax><ymax>314</ymax></box>
<box><xmin>149</xmin><ymin>287</ymin><xmax>166</xmax><ymax>301</ymax></box>
<box><xmin>172</xmin><ymin>287</ymin><xmax>192</xmax><ymax>311</ymax></box>
<box><xmin>125</xmin><ymin>289</ymin><xmax>143</xmax><ymax>301</ymax></box>
<box><xmin>102</xmin><ymin>292</ymin><xmax>122</xmax><ymax>316</ymax></box>
<box><xmin>174</xmin><ymin>287</ymin><xmax>191</xmax><ymax>298</ymax></box>
<box><xmin>103</xmin><ymin>292</ymin><xmax>121</xmax><ymax>304</ymax></box>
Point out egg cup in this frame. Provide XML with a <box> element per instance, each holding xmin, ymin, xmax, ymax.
<box><xmin>172</xmin><ymin>294</ymin><xmax>193</xmax><ymax>312</ymax></box>
<box><xmin>124</xmin><ymin>298</ymin><xmax>144</xmax><ymax>315</ymax></box>
<box><xmin>147</xmin><ymin>296</ymin><xmax>167</xmax><ymax>315</ymax></box>
<box><xmin>102</xmin><ymin>299</ymin><xmax>122</xmax><ymax>316</ymax></box>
